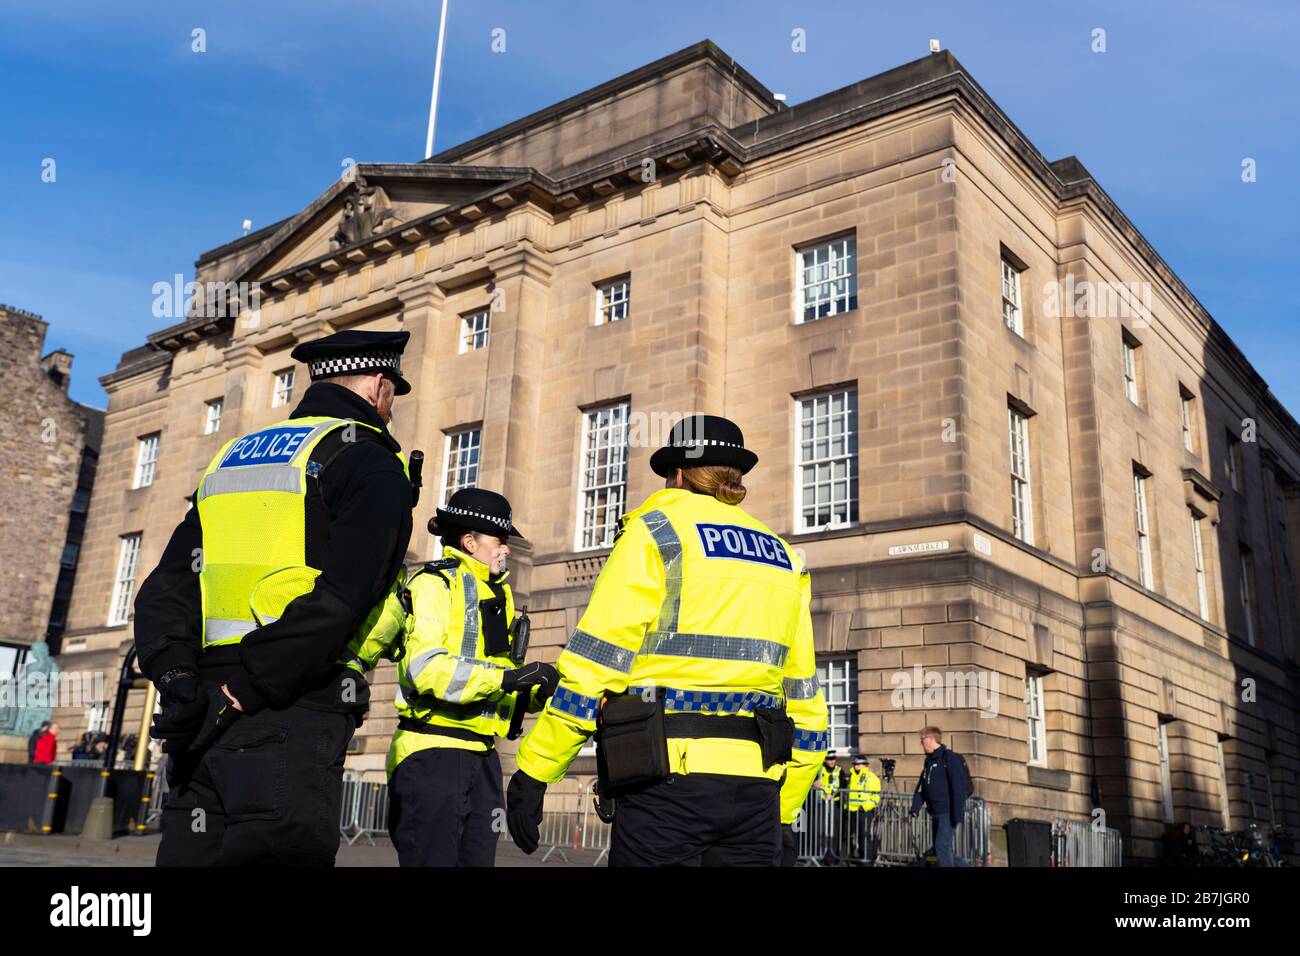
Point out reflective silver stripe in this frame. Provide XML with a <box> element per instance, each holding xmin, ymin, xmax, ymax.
<box><xmin>200</xmin><ymin>464</ymin><xmax>301</xmax><ymax>499</ymax></box>
<box><xmin>640</xmin><ymin>630</ymin><xmax>789</xmax><ymax>667</ymax></box>
<box><xmin>565</xmin><ymin>628</ymin><xmax>636</xmax><ymax>674</ymax></box>
<box><xmin>203</xmin><ymin>618</ymin><xmax>255</xmax><ymax>644</ymax></box>
<box><xmin>460</xmin><ymin>574</ymin><xmax>480</xmax><ymax>657</ymax></box>
<box><xmin>783</xmin><ymin>675</ymin><xmax>821</xmax><ymax>700</ymax></box>
<box><xmin>642</xmin><ymin>509</ymin><xmax>683</xmax><ymax>631</ymax></box>
<box><xmin>407</xmin><ymin>647</ymin><xmax>447</xmax><ymax>682</ymax></box>
<box><xmin>444</xmin><ymin>658</ymin><xmax>477</xmax><ymax>702</ymax></box>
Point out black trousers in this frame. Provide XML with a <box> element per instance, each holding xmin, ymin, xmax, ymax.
<box><xmin>388</xmin><ymin>747</ymin><xmax>502</xmax><ymax>867</ymax></box>
<box><xmin>609</xmin><ymin>773</ymin><xmax>781</xmax><ymax>867</ymax></box>
<box><xmin>157</xmin><ymin>704</ymin><xmax>354</xmax><ymax>867</ymax></box>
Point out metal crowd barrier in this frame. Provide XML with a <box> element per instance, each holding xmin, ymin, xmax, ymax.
<box><xmin>1051</xmin><ymin>817</ymin><xmax>1122</xmax><ymax>867</ymax></box>
<box><xmin>339</xmin><ymin>770</ymin><xmax>389</xmax><ymax>846</ymax></box>
<box><xmin>796</xmin><ymin>789</ymin><xmax>990</xmax><ymax>866</ymax></box>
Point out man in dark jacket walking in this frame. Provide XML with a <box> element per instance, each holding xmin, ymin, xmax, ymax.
<box><xmin>135</xmin><ymin>329</ymin><xmax>415</xmax><ymax>866</ymax></box>
<box><xmin>909</xmin><ymin>725</ymin><xmax>969</xmax><ymax>867</ymax></box>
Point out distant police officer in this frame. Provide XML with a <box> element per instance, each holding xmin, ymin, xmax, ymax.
<box><xmin>506</xmin><ymin>414</ymin><xmax>829</xmax><ymax>866</ymax></box>
<box><xmin>345</xmin><ymin>488</ymin><xmax>559</xmax><ymax>866</ymax></box>
<box><xmin>813</xmin><ymin>750</ymin><xmax>845</xmax><ymax>863</ymax></box>
<box><xmin>135</xmin><ymin>329</ymin><xmax>416</xmax><ymax>867</ymax></box>
<box><xmin>847</xmin><ymin>754</ymin><xmax>881</xmax><ymax>864</ymax></box>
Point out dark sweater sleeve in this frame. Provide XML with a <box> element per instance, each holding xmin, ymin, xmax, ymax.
<box><xmin>133</xmin><ymin>502</ymin><xmax>203</xmax><ymax>681</ymax></box>
<box><xmin>224</xmin><ymin>442</ymin><xmax>411</xmax><ymax>712</ymax></box>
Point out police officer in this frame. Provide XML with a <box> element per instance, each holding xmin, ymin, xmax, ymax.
<box><xmin>345</xmin><ymin>488</ymin><xmax>559</xmax><ymax>866</ymax></box>
<box><xmin>813</xmin><ymin>750</ymin><xmax>845</xmax><ymax>862</ymax></box>
<box><xmin>847</xmin><ymin>754</ymin><xmax>881</xmax><ymax>864</ymax></box>
<box><xmin>506</xmin><ymin>414</ymin><xmax>829</xmax><ymax>866</ymax></box>
<box><xmin>135</xmin><ymin>329</ymin><xmax>415</xmax><ymax>866</ymax></box>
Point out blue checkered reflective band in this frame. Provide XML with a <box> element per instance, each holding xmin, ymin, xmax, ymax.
<box><xmin>629</xmin><ymin>686</ymin><xmax>780</xmax><ymax>715</ymax></box>
<box><xmin>696</xmin><ymin>523</ymin><xmax>793</xmax><ymax>570</ymax></box>
<box><xmin>548</xmin><ymin>686</ymin><xmax>600</xmax><ymax>722</ymax></box>
<box><xmin>220</xmin><ymin>426</ymin><xmax>314</xmax><ymax>468</ymax></box>
<box><xmin>794</xmin><ymin>728</ymin><xmax>830</xmax><ymax>752</ymax></box>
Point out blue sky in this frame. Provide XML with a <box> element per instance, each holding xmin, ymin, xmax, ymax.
<box><xmin>2</xmin><ymin>0</ymin><xmax>1297</xmax><ymax>410</ymax></box>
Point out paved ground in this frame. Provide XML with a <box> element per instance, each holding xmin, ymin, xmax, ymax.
<box><xmin>0</xmin><ymin>830</ymin><xmax>607</xmax><ymax>867</ymax></box>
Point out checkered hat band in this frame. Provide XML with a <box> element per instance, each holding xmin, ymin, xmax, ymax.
<box><xmin>308</xmin><ymin>350</ymin><xmax>401</xmax><ymax>380</ymax></box>
<box><xmin>440</xmin><ymin>505</ymin><xmax>511</xmax><ymax>531</ymax></box>
<box><xmin>669</xmin><ymin>438</ymin><xmax>745</xmax><ymax>449</ymax></box>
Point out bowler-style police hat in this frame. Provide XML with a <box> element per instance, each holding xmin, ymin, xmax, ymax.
<box><xmin>429</xmin><ymin>488</ymin><xmax>525</xmax><ymax>541</ymax></box>
<box><xmin>650</xmin><ymin>414</ymin><xmax>758</xmax><ymax>478</ymax></box>
<box><xmin>290</xmin><ymin>329</ymin><xmax>412</xmax><ymax>396</ymax></box>
<box><xmin>853</xmin><ymin>755</ymin><xmax>868</xmax><ymax>766</ymax></box>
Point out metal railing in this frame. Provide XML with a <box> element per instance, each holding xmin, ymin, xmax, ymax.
<box><xmin>339</xmin><ymin>770</ymin><xmax>390</xmax><ymax>846</ymax></box>
<box><xmin>1051</xmin><ymin>817</ymin><xmax>1122</xmax><ymax>867</ymax></box>
<box><xmin>497</xmin><ymin>777</ymin><xmax>611</xmax><ymax>864</ymax></box>
<box><xmin>796</xmin><ymin>789</ymin><xmax>990</xmax><ymax>866</ymax></box>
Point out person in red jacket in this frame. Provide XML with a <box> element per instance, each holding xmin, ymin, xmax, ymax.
<box><xmin>32</xmin><ymin>722</ymin><xmax>60</xmax><ymax>764</ymax></box>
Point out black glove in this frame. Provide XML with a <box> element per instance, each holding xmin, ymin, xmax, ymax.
<box><xmin>500</xmin><ymin>661</ymin><xmax>559</xmax><ymax>699</ymax></box>
<box><xmin>187</xmin><ymin>685</ymin><xmax>243</xmax><ymax>752</ymax></box>
<box><xmin>780</xmin><ymin>823</ymin><xmax>799</xmax><ymax>867</ymax></box>
<box><xmin>506</xmin><ymin>770</ymin><xmax>547</xmax><ymax>854</ymax></box>
<box><xmin>150</xmin><ymin>669</ymin><xmax>207</xmax><ymax>752</ymax></box>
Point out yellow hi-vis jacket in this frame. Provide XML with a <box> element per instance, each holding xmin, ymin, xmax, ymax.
<box><xmin>344</xmin><ymin>547</ymin><xmax>539</xmax><ymax>776</ymax></box>
<box><xmin>848</xmin><ymin>766</ymin><xmax>881</xmax><ymax>812</ymax></box>
<box><xmin>515</xmin><ymin>487</ymin><xmax>829</xmax><ymax>823</ymax></box>
<box><xmin>196</xmin><ymin>415</ymin><xmax>401</xmax><ymax>647</ymax></box>
<box><xmin>816</xmin><ymin>762</ymin><xmax>842</xmax><ymax>803</ymax></box>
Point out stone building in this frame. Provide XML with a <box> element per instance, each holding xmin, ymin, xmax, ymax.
<box><xmin>56</xmin><ymin>42</ymin><xmax>1299</xmax><ymax>862</ymax></box>
<box><xmin>0</xmin><ymin>304</ymin><xmax>103</xmax><ymax>758</ymax></box>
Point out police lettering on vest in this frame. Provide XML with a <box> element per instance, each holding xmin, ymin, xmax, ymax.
<box><xmin>696</xmin><ymin>523</ymin><xmax>793</xmax><ymax>571</ymax></box>
<box><xmin>222</xmin><ymin>426</ymin><xmax>315</xmax><ymax>467</ymax></box>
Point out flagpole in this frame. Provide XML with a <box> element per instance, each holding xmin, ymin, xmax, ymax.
<box><xmin>424</xmin><ymin>0</ymin><xmax>449</xmax><ymax>159</ymax></box>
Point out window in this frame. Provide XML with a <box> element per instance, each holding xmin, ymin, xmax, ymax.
<box><xmin>1133</xmin><ymin>469</ymin><xmax>1153</xmax><ymax>588</ymax></box>
<box><xmin>1216</xmin><ymin>740</ymin><xmax>1232</xmax><ymax>830</ymax></box>
<box><xmin>85</xmin><ymin>702</ymin><xmax>109</xmax><ymax>735</ymax></box>
<box><xmin>1008</xmin><ymin>406</ymin><xmax>1034</xmax><ymax>545</ymax></box>
<box><xmin>1122</xmin><ymin>333</ymin><xmax>1140</xmax><ymax>405</ymax></box>
<box><xmin>1190</xmin><ymin>512</ymin><xmax>1210</xmax><ymax>621</ymax></box>
<box><xmin>817</xmin><ymin>658</ymin><xmax>858</xmax><ymax>752</ymax></box>
<box><xmin>1026</xmin><ymin>672</ymin><xmax>1046</xmax><ymax>766</ymax></box>
<box><xmin>0</xmin><ymin>643</ymin><xmax>29</xmax><ymax>680</ymax></box>
<box><xmin>594</xmin><ymin>276</ymin><xmax>630</xmax><ymax>325</ymax></box>
<box><xmin>1001</xmin><ymin>257</ymin><xmax>1023</xmax><ymax>336</ymax></box>
<box><xmin>204</xmin><ymin>398</ymin><xmax>224</xmax><ymax>435</ymax></box>
<box><xmin>459</xmin><ymin>309</ymin><xmax>490</xmax><ymax>353</ymax></box>
<box><xmin>1226</xmin><ymin>430</ymin><xmax>1243</xmax><ymax>492</ymax></box>
<box><xmin>1158</xmin><ymin>722</ymin><xmax>1175</xmax><ymax>824</ymax></box>
<box><xmin>440</xmin><ymin>428</ymin><xmax>481</xmax><ymax>504</ymax></box>
<box><xmin>795</xmin><ymin>234</ymin><xmax>857</xmax><ymax>323</ymax></box>
<box><xmin>272</xmin><ymin>368</ymin><xmax>295</xmax><ymax>408</ymax></box>
<box><xmin>108</xmin><ymin>533</ymin><xmax>142</xmax><ymax>626</ymax></box>
<box><xmin>133</xmin><ymin>433</ymin><xmax>160</xmax><ymax>488</ymax></box>
<box><xmin>1239</xmin><ymin>548</ymin><xmax>1256</xmax><ymax>646</ymax></box>
<box><xmin>1179</xmin><ymin>388</ymin><xmax>1196</xmax><ymax>453</ymax></box>
<box><xmin>71</xmin><ymin>489</ymin><xmax>90</xmax><ymax>513</ymax></box>
<box><xmin>795</xmin><ymin>389</ymin><xmax>858</xmax><ymax>532</ymax></box>
<box><xmin>60</xmin><ymin>543</ymin><xmax>79</xmax><ymax>569</ymax></box>
<box><xmin>576</xmin><ymin>402</ymin><xmax>630</xmax><ymax>550</ymax></box>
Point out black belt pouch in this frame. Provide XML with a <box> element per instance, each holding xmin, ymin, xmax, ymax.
<box><xmin>597</xmin><ymin>690</ymin><xmax>670</xmax><ymax>792</ymax></box>
<box><xmin>754</xmin><ymin>706</ymin><xmax>795</xmax><ymax>769</ymax></box>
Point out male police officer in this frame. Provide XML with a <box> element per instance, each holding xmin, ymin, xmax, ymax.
<box><xmin>135</xmin><ymin>329</ymin><xmax>415</xmax><ymax>866</ymax></box>
<box><xmin>506</xmin><ymin>414</ymin><xmax>829</xmax><ymax>866</ymax></box>
<box><xmin>847</xmin><ymin>754</ymin><xmax>881</xmax><ymax>864</ymax></box>
<box><xmin>344</xmin><ymin>488</ymin><xmax>559</xmax><ymax>866</ymax></box>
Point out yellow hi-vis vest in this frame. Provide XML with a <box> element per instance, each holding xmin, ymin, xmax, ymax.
<box><xmin>196</xmin><ymin>415</ymin><xmax>401</xmax><ymax>648</ymax></box>
<box><xmin>345</xmin><ymin>547</ymin><xmax>527</xmax><ymax>775</ymax></box>
<box><xmin>817</xmin><ymin>763</ymin><xmax>841</xmax><ymax>802</ymax></box>
<box><xmin>515</xmin><ymin>487</ymin><xmax>830</xmax><ymax>824</ymax></box>
<box><xmin>848</xmin><ymin>766</ymin><xmax>881</xmax><ymax>812</ymax></box>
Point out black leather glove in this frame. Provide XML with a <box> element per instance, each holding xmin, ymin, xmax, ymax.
<box><xmin>506</xmin><ymin>770</ymin><xmax>547</xmax><ymax>854</ymax></box>
<box><xmin>187</xmin><ymin>685</ymin><xmax>243</xmax><ymax>752</ymax></box>
<box><xmin>780</xmin><ymin>823</ymin><xmax>799</xmax><ymax>867</ymax></box>
<box><xmin>150</xmin><ymin>669</ymin><xmax>207</xmax><ymax>753</ymax></box>
<box><xmin>500</xmin><ymin>661</ymin><xmax>559</xmax><ymax>698</ymax></box>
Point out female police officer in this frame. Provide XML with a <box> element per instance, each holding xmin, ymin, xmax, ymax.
<box><xmin>345</xmin><ymin>488</ymin><xmax>558</xmax><ymax>866</ymax></box>
<box><xmin>506</xmin><ymin>415</ymin><xmax>829</xmax><ymax>866</ymax></box>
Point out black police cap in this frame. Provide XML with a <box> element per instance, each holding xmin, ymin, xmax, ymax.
<box><xmin>650</xmin><ymin>414</ymin><xmax>758</xmax><ymax>478</ymax></box>
<box><xmin>428</xmin><ymin>487</ymin><xmax>525</xmax><ymax>541</ymax></box>
<box><xmin>290</xmin><ymin>329</ymin><xmax>412</xmax><ymax>396</ymax></box>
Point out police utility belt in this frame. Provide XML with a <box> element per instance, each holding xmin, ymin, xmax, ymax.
<box><xmin>595</xmin><ymin>687</ymin><xmax>795</xmax><ymax>794</ymax></box>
